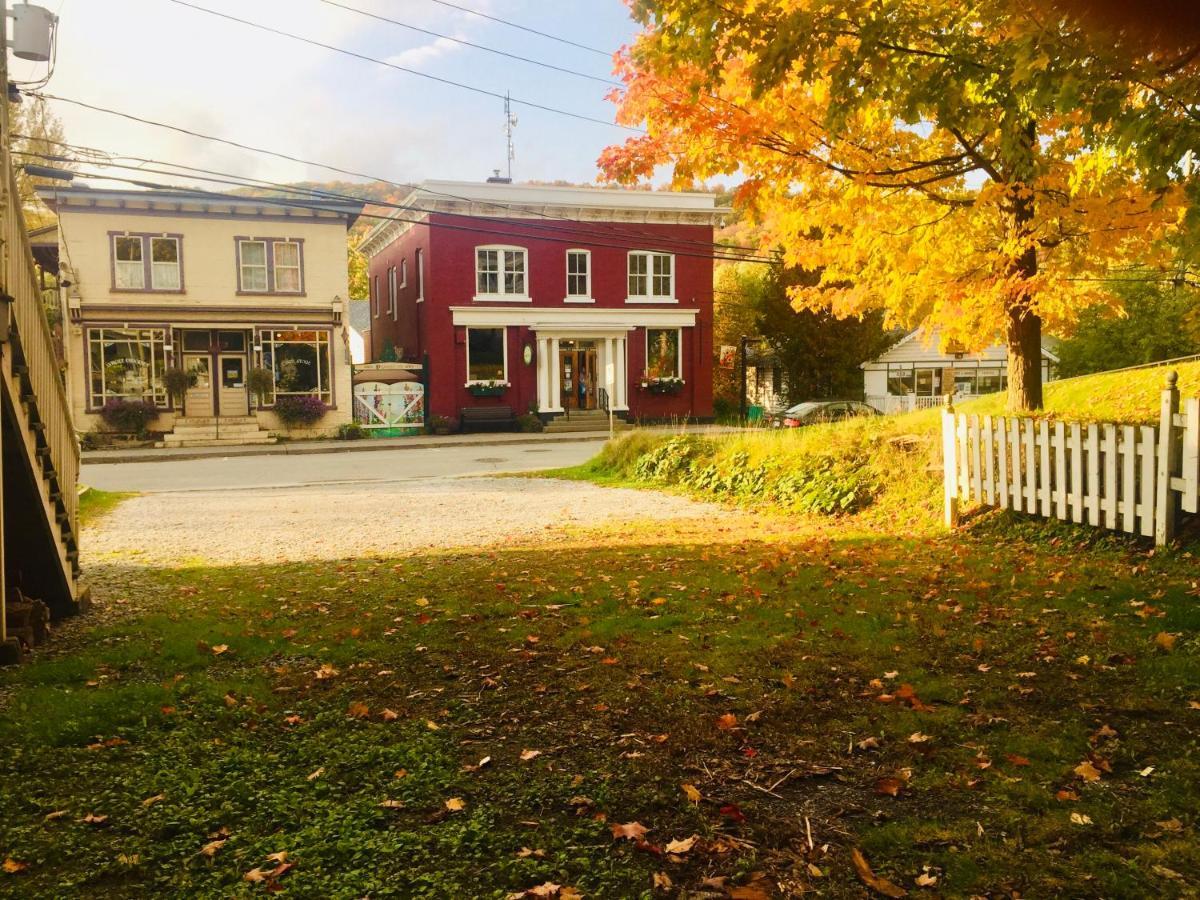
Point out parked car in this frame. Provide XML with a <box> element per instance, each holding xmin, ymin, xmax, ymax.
<box><xmin>772</xmin><ymin>400</ymin><xmax>879</xmax><ymax>427</ymax></box>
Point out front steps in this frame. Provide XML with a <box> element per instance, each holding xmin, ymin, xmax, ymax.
<box><xmin>159</xmin><ymin>416</ymin><xmax>276</xmax><ymax>448</ymax></box>
<box><xmin>543</xmin><ymin>409</ymin><xmax>631</xmax><ymax>435</ymax></box>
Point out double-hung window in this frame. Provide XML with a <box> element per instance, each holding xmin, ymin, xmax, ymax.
<box><xmin>400</xmin><ymin>258</ymin><xmax>408</xmax><ymax>289</ymax></box>
<box><xmin>566</xmin><ymin>249</ymin><xmax>591</xmax><ymax>301</ymax></box>
<box><xmin>237</xmin><ymin>238</ymin><xmax>304</xmax><ymax>293</ymax></box>
<box><xmin>475</xmin><ymin>246</ymin><xmax>528</xmax><ymax>300</ymax></box>
<box><xmin>112</xmin><ymin>234</ymin><xmax>182</xmax><ymax>291</ymax></box>
<box><xmin>627</xmin><ymin>251</ymin><xmax>674</xmax><ymax>302</ymax></box>
<box><xmin>387</xmin><ymin>266</ymin><xmax>397</xmax><ymax>318</ymax></box>
<box><xmin>415</xmin><ymin>248</ymin><xmax>424</xmax><ymax>302</ymax></box>
<box><xmin>372</xmin><ymin>274</ymin><xmax>380</xmax><ymax>318</ymax></box>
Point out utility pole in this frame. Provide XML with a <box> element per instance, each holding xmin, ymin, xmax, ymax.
<box><xmin>0</xmin><ymin>0</ymin><xmax>9</xmax><ymax>652</ymax></box>
<box><xmin>503</xmin><ymin>90</ymin><xmax>517</xmax><ymax>181</ymax></box>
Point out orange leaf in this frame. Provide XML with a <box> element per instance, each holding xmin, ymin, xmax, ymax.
<box><xmin>1074</xmin><ymin>760</ymin><xmax>1102</xmax><ymax>782</ymax></box>
<box><xmin>347</xmin><ymin>701</ymin><xmax>370</xmax><ymax>719</ymax></box>
<box><xmin>2</xmin><ymin>858</ymin><xmax>28</xmax><ymax>874</ymax></box>
<box><xmin>681</xmin><ymin>783</ymin><xmax>701</xmax><ymax>804</ymax></box>
<box><xmin>851</xmin><ymin>848</ymin><xmax>908</xmax><ymax>898</ymax></box>
<box><xmin>611</xmin><ymin>821</ymin><xmax>649</xmax><ymax>841</ymax></box>
<box><xmin>874</xmin><ymin>777</ymin><xmax>904</xmax><ymax>797</ymax></box>
<box><xmin>716</xmin><ymin>713</ymin><xmax>738</xmax><ymax>731</ymax></box>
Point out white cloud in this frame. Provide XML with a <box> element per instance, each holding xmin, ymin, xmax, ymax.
<box><xmin>386</xmin><ymin>36</ymin><xmax>463</xmax><ymax>69</ymax></box>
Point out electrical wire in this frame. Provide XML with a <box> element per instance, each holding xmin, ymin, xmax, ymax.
<box><xmin>419</xmin><ymin>0</ymin><xmax>614</xmax><ymax>58</ymax></box>
<box><xmin>163</xmin><ymin>0</ymin><xmax>639</xmax><ymax>132</ymax></box>
<box><xmin>317</xmin><ymin>0</ymin><xmax>620</xmax><ymax>87</ymax></box>
<box><xmin>11</xmin><ymin>118</ymin><xmax>767</xmax><ymax>258</ymax></box>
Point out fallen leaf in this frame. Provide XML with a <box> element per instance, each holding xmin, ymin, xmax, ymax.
<box><xmin>1074</xmin><ymin>761</ymin><xmax>1102</xmax><ymax>782</ymax></box>
<box><xmin>907</xmin><ymin>733</ymin><xmax>930</xmax><ymax>745</ymax></box>
<box><xmin>243</xmin><ymin>867</ymin><xmax>268</xmax><ymax>883</ymax></box>
<box><xmin>716</xmin><ymin>713</ymin><xmax>738</xmax><ymax>731</ymax></box>
<box><xmin>414</xmin><ymin>597</ymin><xmax>430</xmax><ymax>607</ymax></box>
<box><xmin>526</xmin><ymin>882</ymin><xmax>561</xmax><ymax>898</ymax></box>
<box><xmin>347</xmin><ymin>701</ymin><xmax>370</xmax><ymax>719</ymax></box>
<box><xmin>1005</xmin><ymin>754</ymin><xmax>1031</xmax><ymax>767</ymax></box>
<box><xmin>2</xmin><ymin>858</ymin><xmax>28</xmax><ymax>874</ymax></box>
<box><xmin>664</xmin><ymin>835</ymin><xmax>697</xmax><ymax>854</ymax></box>
<box><xmin>520</xmin><ymin>749</ymin><xmax>542</xmax><ymax>762</ymax></box>
<box><xmin>652</xmin><ymin>871</ymin><xmax>673</xmax><ymax>890</ymax></box>
<box><xmin>141</xmin><ymin>794</ymin><xmax>166</xmax><ymax>808</ymax></box>
<box><xmin>719</xmin><ymin>803</ymin><xmax>746</xmax><ymax>822</ymax></box>
<box><xmin>1139</xmin><ymin>766</ymin><xmax>1155</xmax><ymax>777</ymax></box>
<box><xmin>198</xmin><ymin>838</ymin><xmax>226</xmax><ymax>857</ymax></box>
<box><xmin>858</xmin><ymin>736</ymin><xmax>882</xmax><ymax>750</ymax></box>
<box><xmin>611</xmin><ymin>821</ymin><xmax>649</xmax><ymax>841</ymax></box>
<box><xmin>445</xmin><ymin>797</ymin><xmax>466</xmax><ymax>812</ymax></box>
<box><xmin>43</xmin><ymin>810</ymin><xmax>68</xmax><ymax>822</ymax></box>
<box><xmin>1155</xmin><ymin>632</ymin><xmax>1177</xmax><ymax>652</ymax></box>
<box><xmin>381</xmin><ymin>708</ymin><xmax>399</xmax><ymax>721</ymax></box>
<box><xmin>851</xmin><ymin>848</ymin><xmax>908</xmax><ymax>898</ymax></box>
<box><xmin>425</xmin><ymin>719</ymin><xmax>440</xmax><ymax>731</ymax></box>
<box><xmin>915</xmin><ymin>872</ymin><xmax>938</xmax><ymax>887</ymax></box>
<box><xmin>81</xmin><ymin>813</ymin><xmax>109</xmax><ymax>826</ymax></box>
<box><xmin>307</xmin><ymin>767</ymin><xmax>325</xmax><ymax>781</ymax></box>
<box><xmin>211</xmin><ymin>644</ymin><xmax>229</xmax><ymax>656</ymax></box>
<box><xmin>1056</xmin><ymin>789</ymin><xmax>1079</xmax><ymax>801</ymax></box>
<box><xmin>729</xmin><ymin>886</ymin><xmax>772</xmax><ymax>899</ymax></box>
<box><xmin>379</xmin><ymin>799</ymin><xmax>405</xmax><ymax>809</ymax></box>
<box><xmin>681</xmin><ymin>783</ymin><xmax>701</xmax><ymax>804</ymax></box>
<box><xmin>266</xmin><ymin>851</ymin><xmax>288</xmax><ymax>864</ymax></box>
<box><xmin>1070</xmin><ymin>812</ymin><xmax>1093</xmax><ymax>825</ymax></box>
<box><xmin>874</xmin><ymin>777</ymin><xmax>904</xmax><ymax>797</ymax></box>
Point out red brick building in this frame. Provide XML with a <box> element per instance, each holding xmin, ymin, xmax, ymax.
<box><xmin>358</xmin><ymin>181</ymin><xmax>723</xmax><ymax>426</ymax></box>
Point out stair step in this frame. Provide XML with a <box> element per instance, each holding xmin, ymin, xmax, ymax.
<box><xmin>161</xmin><ymin>435</ymin><xmax>277</xmax><ymax>448</ymax></box>
<box><xmin>174</xmin><ymin>416</ymin><xmax>259</xmax><ymax>426</ymax></box>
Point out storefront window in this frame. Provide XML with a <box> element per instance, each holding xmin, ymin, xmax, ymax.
<box><xmin>646</xmin><ymin>328</ymin><xmax>681</xmax><ymax>379</ymax></box>
<box><xmin>467</xmin><ymin>327</ymin><xmax>506</xmax><ymax>383</ymax></box>
<box><xmin>258</xmin><ymin>329</ymin><xmax>331</xmax><ymax>404</ymax></box>
<box><xmin>886</xmin><ymin>367</ymin><xmax>915</xmax><ymax>395</ymax></box>
<box><xmin>87</xmin><ymin>327</ymin><xmax>168</xmax><ymax>407</ymax></box>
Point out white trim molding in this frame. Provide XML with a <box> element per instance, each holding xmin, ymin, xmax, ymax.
<box><xmin>475</xmin><ymin>244</ymin><xmax>530</xmax><ymax>302</ymax></box>
<box><xmin>465</xmin><ymin>325</ymin><xmax>509</xmax><ymax>385</ymax></box>
<box><xmin>450</xmin><ymin>305</ymin><xmax>697</xmax><ymax>329</ymax></box>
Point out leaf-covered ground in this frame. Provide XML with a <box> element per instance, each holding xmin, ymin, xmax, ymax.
<box><xmin>2</xmin><ymin>512</ymin><xmax>1199</xmax><ymax>898</ymax></box>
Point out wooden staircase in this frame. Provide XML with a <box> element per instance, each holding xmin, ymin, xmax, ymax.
<box><xmin>1</xmin><ymin>164</ymin><xmax>82</xmax><ymax>663</ymax></box>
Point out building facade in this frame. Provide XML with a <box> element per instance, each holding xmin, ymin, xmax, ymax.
<box><xmin>863</xmin><ymin>328</ymin><xmax>1060</xmax><ymax>413</ymax></box>
<box><xmin>39</xmin><ymin>187</ymin><xmax>362</xmax><ymax>443</ymax></box>
<box><xmin>359</xmin><ymin>181</ymin><xmax>723</xmax><ymax>425</ymax></box>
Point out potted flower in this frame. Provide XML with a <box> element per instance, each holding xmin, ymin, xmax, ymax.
<box><xmin>272</xmin><ymin>395</ymin><xmax>328</xmax><ymax>430</ymax></box>
<box><xmin>247</xmin><ymin>367</ymin><xmax>274</xmax><ymax>407</ymax></box>
<box><xmin>427</xmin><ymin>414</ymin><xmax>453</xmax><ymax>435</ymax></box>
<box><xmin>162</xmin><ymin>367</ymin><xmax>196</xmax><ymax>409</ymax></box>
<box><xmin>645</xmin><ymin>376</ymin><xmax>685</xmax><ymax>395</ymax></box>
<box><xmin>468</xmin><ymin>380</ymin><xmax>508</xmax><ymax>397</ymax></box>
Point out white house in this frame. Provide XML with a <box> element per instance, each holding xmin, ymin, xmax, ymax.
<box><xmin>863</xmin><ymin>328</ymin><xmax>1059</xmax><ymax>413</ymax></box>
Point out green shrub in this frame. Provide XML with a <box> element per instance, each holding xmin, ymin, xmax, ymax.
<box><xmin>98</xmin><ymin>398</ymin><xmax>159</xmax><ymax>435</ymax></box>
<box><xmin>515</xmin><ymin>413</ymin><xmax>544</xmax><ymax>433</ymax></box>
<box><xmin>247</xmin><ymin>368</ymin><xmax>274</xmax><ymax>405</ymax></box>
<box><xmin>337</xmin><ymin>422</ymin><xmax>367</xmax><ymax>440</ymax></box>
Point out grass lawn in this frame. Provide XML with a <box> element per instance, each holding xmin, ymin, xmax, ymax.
<box><xmin>2</xmin><ymin>506</ymin><xmax>1199</xmax><ymax>897</ymax></box>
<box><xmin>77</xmin><ymin>489</ymin><xmax>135</xmax><ymax>529</ymax></box>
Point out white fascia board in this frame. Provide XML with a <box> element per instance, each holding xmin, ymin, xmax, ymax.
<box><xmin>450</xmin><ymin>305</ymin><xmax>698</xmax><ymax>329</ymax></box>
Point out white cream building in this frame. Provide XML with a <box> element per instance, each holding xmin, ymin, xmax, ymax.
<box><xmin>39</xmin><ymin>186</ymin><xmax>362</xmax><ymax>445</ymax></box>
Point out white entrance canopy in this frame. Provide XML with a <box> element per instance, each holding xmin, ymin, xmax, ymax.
<box><xmin>450</xmin><ymin>306</ymin><xmax>698</xmax><ymax>414</ymax></box>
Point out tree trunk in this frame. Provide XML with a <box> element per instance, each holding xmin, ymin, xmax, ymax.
<box><xmin>1006</xmin><ymin>306</ymin><xmax>1043</xmax><ymax>411</ymax></box>
<box><xmin>1005</xmin><ymin>119</ymin><xmax>1043</xmax><ymax>412</ymax></box>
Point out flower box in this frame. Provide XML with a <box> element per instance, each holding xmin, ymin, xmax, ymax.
<box><xmin>468</xmin><ymin>382</ymin><xmax>508</xmax><ymax>397</ymax></box>
<box><xmin>643</xmin><ymin>378</ymin><xmax>684</xmax><ymax>395</ymax></box>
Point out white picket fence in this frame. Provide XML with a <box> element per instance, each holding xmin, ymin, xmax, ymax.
<box><xmin>942</xmin><ymin>372</ymin><xmax>1199</xmax><ymax>545</ymax></box>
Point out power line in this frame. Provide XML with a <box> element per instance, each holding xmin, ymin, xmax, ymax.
<box><xmin>163</xmin><ymin>0</ymin><xmax>638</xmax><ymax>132</ymax></box>
<box><xmin>21</xmin><ymin>144</ymin><xmax>771</xmax><ymax>260</ymax></box>
<box><xmin>13</xmin><ymin>104</ymin><xmax>764</xmax><ymax>257</ymax></box>
<box><xmin>419</xmin><ymin>0</ymin><xmax>614</xmax><ymax>58</ymax></box>
<box><xmin>31</xmin><ymin>164</ymin><xmax>774</xmax><ymax>265</ymax></box>
<box><xmin>317</xmin><ymin>0</ymin><xmax>620</xmax><ymax>87</ymax></box>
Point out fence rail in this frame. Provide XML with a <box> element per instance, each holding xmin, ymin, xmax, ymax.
<box><xmin>942</xmin><ymin>372</ymin><xmax>1198</xmax><ymax>545</ymax></box>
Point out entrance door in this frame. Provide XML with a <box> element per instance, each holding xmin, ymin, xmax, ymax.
<box><xmin>558</xmin><ymin>342</ymin><xmax>599</xmax><ymax>410</ymax></box>
<box><xmin>218</xmin><ymin>354</ymin><xmax>249</xmax><ymax>417</ymax></box>
<box><xmin>182</xmin><ymin>353</ymin><xmax>213</xmax><ymax>417</ymax></box>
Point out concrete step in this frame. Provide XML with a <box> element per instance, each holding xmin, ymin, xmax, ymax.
<box><xmin>160</xmin><ymin>434</ymin><xmax>276</xmax><ymax>448</ymax></box>
<box><xmin>173</xmin><ymin>416</ymin><xmax>259</xmax><ymax>426</ymax></box>
<box><xmin>545</xmin><ymin>420</ymin><xmax>631</xmax><ymax>434</ymax></box>
<box><xmin>170</xmin><ymin>424</ymin><xmax>265</xmax><ymax>437</ymax></box>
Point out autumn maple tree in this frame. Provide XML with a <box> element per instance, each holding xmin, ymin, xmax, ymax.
<box><xmin>601</xmin><ymin>0</ymin><xmax>1200</xmax><ymax>409</ymax></box>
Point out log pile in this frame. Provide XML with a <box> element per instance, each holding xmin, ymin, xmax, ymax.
<box><xmin>5</xmin><ymin>590</ymin><xmax>51</xmax><ymax>650</ymax></box>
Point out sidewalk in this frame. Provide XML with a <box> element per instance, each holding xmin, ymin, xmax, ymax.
<box><xmin>81</xmin><ymin>424</ymin><xmax>743</xmax><ymax>466</ymax></box>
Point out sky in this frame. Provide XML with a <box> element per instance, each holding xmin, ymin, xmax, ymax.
<box><xmin>12</xmin><ymin>0</ymin><xmax>645</xmax><ymax>191</ymax></box>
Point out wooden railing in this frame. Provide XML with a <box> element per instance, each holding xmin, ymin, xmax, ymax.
<box><xmin>942</xmin><ymin>372</ymin><xmax>1198</xmax><ymax>546</ymax></box>
<box><xmin>2</xmin><ymin>166</ymin><xmax>79</xmax><ymax>560</ymax></box>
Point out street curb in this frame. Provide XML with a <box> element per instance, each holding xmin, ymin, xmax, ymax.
<box><xmin>81</xmin><ymin>432</ymin><xmax>612</xmax><ymax>465</ymax></box>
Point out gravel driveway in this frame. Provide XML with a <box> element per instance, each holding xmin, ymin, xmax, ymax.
<box><xmin>84</xmin><ymin>476</ymin><xmax>725</xmax><ymax>565</ymax></box>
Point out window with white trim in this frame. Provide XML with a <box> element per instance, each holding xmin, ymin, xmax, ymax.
<box><xmin>400</xmin><ymin>258</ymin><xmax>408</xmax><ymax>289</ymax></box>
<box><xmin>628</xmin><ymin>251</ymin><xmax>674</xmax><ymax>301</ymax></box>
<box><xmin>475</xmin><ymin>246</ymin><xmax>527</xmax><ymax>299</ymax></box>
<box><xmin>372</xmin><ymin>274</ymin><xmax>380</xmax><ymax>318</ymax></box>
<box><xmin>87</xmin><ymin>327</ymin><xmax>168</xmax><ymax>407</ymax></box>
<box><xmin>113</xmin><ymin>234</ymin><xmax>182</xmax><ymax>291</ymax></box>
<box><xmin>416</xmin><ymin>248</ymin><xmax>424</xmax><ymax>301</ymax></box>
<box><xmin>387</xmin><ymin>266</ymin><xmax>397</xmax><ymax>317</ymax></box>
<box><xmin>273</xmin><ymin>240</ymin><xmax>302</xmax><ymax>292</ymax></box>
<box><xmin>566</xmin><ymin>249</ymin><xmax>590</xmax><ymax>299</ymax></box>
<box><xmin>645</xmin><ymin>328</ymin><xmax>682</xmax><ymax>379</ymax></box>
<box><xmin>238</xmin><ymin>240</ymin><xmax>269</xmax><ymax>292</ymax></box>
<box><xmin>466</xmin><ymin>327</ymin><xmax>507</xmax><ymax>383</ymax></box>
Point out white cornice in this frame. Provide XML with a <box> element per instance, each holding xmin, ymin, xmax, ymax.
<box><xmin>450</xmin><ymin>305</ymin><xmax>698</xmax><ymax>329</ymax></box>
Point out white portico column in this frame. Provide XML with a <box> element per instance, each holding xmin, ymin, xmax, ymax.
<box><xmin>604</xmin><ymin>337</ymin><xmax>615</xmax><ymax>409</ymax></box>
<box><xmin>536</xmin><ymin>335</ymin><xmax>551</xmax><ymax>412</ymax></box>
<box><xmin>549</xmin><ymin>337</ymin><xmax>562</xmax><ymax>411</ymax></box>
<box><xmin>614</xmin><ymin>337</ymin><xmax>629</xmax><ymax>410</ymax></box>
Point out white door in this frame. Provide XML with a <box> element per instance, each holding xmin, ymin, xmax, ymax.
<box><xmin>182</xmin><ymin>353</ymin><xmax>212</xmax><ymax>418</ymax></box>
<box><xmin>218</xmin><ymin>354</ymin><xmax>249</xmax><ymax>417</ymax></box>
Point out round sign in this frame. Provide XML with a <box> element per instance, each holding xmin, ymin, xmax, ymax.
<box><xmin>523</xmin><ymin>344</ymin><xmax>533</xmax><ymax>365</ymax></box>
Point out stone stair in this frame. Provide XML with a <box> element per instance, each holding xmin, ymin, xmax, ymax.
<box><xmin>159</xmin><ymin>416</ymin><xmax>276</xmax><ymax>448</ymax></box>
<box><xmin>543</xmin><ymin>409</ymin><xmax>631</xmax><ymax>435</ymax></box>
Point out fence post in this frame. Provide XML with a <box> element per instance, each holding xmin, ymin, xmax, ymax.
<box><xmin>1155</xmin><ymin>370</ymin><xmax>1180</xmax><ymax>546</ymax></box>
<box><xmin>942</xmin><ymin>394</ymin><xmax>959</xmax><ymax>528</ymax></box>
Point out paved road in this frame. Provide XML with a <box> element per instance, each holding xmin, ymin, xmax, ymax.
<box><xmin>81</xmin><ymin>439</ymin><xmax>603</xmax><ymax>493</ymax></box>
